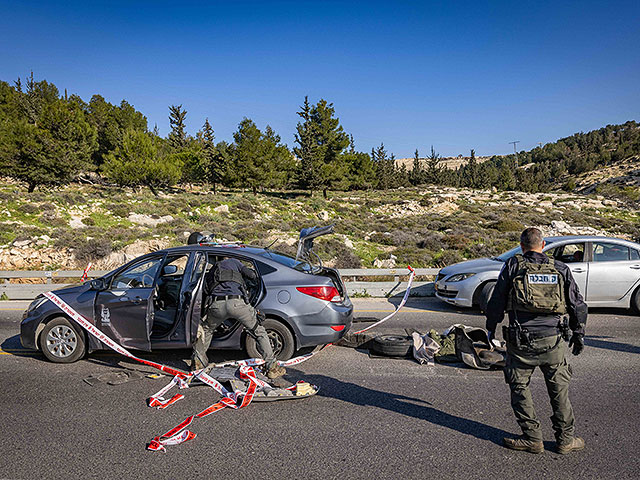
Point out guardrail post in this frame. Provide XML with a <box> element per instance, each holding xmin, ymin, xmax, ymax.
<box><xmin>45</xmin><ymin>271</ymin><xmax>52</xmax><ymax>284</ymax></box>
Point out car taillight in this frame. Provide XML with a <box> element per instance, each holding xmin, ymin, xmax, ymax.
<box><xmin>330</xmin><ymin>325</ymin><xmax>345</xmax><ymax>331</ymax></box>
<box><xmin>296</xmin><ymin>286</ymin><xmax>341</xmax><ymax>303</ymax></box>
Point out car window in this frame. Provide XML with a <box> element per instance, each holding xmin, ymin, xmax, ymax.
<box><xmin>551</xmin><ymin>243</ymin><xmax>585</xmax><ymax>263</ymax></box>
<box><xmin>112</xmin><ymin>257</ymin><xmax>163</xmax><ymax>289</ymax></box>
<box><xmin>631</xmin><ymin>249</ymin><xmax>640</xmax><ymax>261</ymax></box>
<box><xmin>496</xmin><ymin>239</ymin><xmax>557</xmax><ymax>262</ymax></box>
<box><xmin>259</xmin><ymin>250</ymin><xmax>311</xmax><ymax>272</ymax></box>
<box><xmin>495</xmin><ymin>246</ymin><xmax>521</xmax><ymax>261</ymax></box>
<box><xmin>593</xmin><ymin>242</ymin><xmax>632</xmax><ymax>262</ymax></box>
<box><xmin>190</xmin><ymin>252</ymin><xmax>206</xmax><ymax>283</ymax></box>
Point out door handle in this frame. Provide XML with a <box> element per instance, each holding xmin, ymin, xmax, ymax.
<box><xmin>572</xmin><ymin>268</ymin><xmax>586</xmax><ymax>273</ymax></box>
<box><xmin>630</xmin><ymin>265</ymin><xmax>640</xmax><ymax>270</ymax></box>
<box><xmin>121</xmin><ymin>296</ymin><xmax>143</xmax><ymax>304</ymax></box>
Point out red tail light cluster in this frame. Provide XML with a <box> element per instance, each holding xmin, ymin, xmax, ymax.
<box><xmin>296</xmin><ymin>286</ymin><xmax>341</xmax><ymax>303</ymax></box>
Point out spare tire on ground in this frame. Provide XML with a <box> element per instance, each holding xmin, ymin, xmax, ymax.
<box><xmin>371</xmin><ymin>334</ymin><xmax>413</xmax><ymax>357</ymax></box>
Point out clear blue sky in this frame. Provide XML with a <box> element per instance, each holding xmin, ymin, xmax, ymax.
<box><xmin>1</xmin><ymin>0</ymin><xmax>638</xmax><ymax>157</ymax></box>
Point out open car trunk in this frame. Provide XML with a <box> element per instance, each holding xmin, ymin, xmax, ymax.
<box><xmin>295</xmin><ymin>225</ymin><xmax>346</xmax><ymax>298</ymax></box>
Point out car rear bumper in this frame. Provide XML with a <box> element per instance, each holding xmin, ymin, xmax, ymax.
<box><xmin>294</xmin><ymin>300</ymin><xmax>354</xmax><ymax>348</ymax></box>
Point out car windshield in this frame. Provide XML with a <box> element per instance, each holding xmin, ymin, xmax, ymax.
<box><xmin>494</xmin><ymin>238</ymin><xmax>556</xmax><ymax>261</ymax></box>
<box><xmin>260</xmin><ymin>250</ymin><xmax>311</xmax><ymax>272</ymax></box>
<box><xmin>495</xmin><ymin>246</ymin><xmax>522</xmax><ymax>261</ymax></box>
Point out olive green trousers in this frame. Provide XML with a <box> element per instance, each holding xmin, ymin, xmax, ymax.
<box><xmin>191</xmin><ymin>298</ymin><xmax>275</xmax><ymax>370</ymax></box>
<box><xmin>504</xmin><ymin>334</ymin><xmax>575</xmax><ymax>443</ymax></box>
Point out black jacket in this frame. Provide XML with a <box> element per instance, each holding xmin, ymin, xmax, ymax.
<box><xmin>485</xmin><ymin>251</ymin><xmax>587</xmax><ymax>335</ymax></box>
<box><xmin>204</xmin><ymin>257</ymin><xmax>257</xmax><ymax>297</ymax></box>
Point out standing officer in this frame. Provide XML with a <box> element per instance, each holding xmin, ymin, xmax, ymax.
<box><xmin>486</xmin><ymin>227</ymin><xmax>587</xmax><ymax>454</ymax></box>
<box><xmin>191</xmin><ymin>256</ymin><xmax>286</xmax><ymax>379</ymax></box>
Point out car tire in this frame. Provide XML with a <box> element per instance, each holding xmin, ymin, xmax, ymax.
<box><xmin>246</xmin><ymin>318</ymin><xmax>295</xmax><ymax>361</ymax></box>
<box><xmin>371</xmin><ymin>334</ymin><xmax>413</xmax><ymax>357</ymax></box>
<box><xmin>478</xmin><ymin>282</ymin><xmax>496</xmax><ymax>313</ymax></box>
<box><xmin>632</xmin><ymin>287</ymin><xmax>640</xmax><ymax>315</ymax></box>
<box><xmin>39</xmin><ymin>317</ymin><xmax>86</xmax><ymax>363</ymax></box>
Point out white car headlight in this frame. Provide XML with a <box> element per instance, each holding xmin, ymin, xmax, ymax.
<box><xmin>447</xmin><ymin>273</ymin><xmax>476</xmax><ymax>282</ymax></box>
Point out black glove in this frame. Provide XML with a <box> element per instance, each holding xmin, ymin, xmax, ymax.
<box><xmin>568</xmin><ymin>333</ymin><xmax>584</xmax><ymax>356</ymax></box>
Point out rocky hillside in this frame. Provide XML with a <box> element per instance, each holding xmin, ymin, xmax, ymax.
<box><xmin>1</xmin><ymin>178</ymin><xmax>638</xmax><ymax>273</ymax></box>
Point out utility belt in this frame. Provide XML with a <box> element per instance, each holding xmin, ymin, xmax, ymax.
<box><xmin>502</xmin><ymin>324</ymin><xmax>561</xmax><ymax>349</ymax></box>
<box><xmin>211</xmin><ymin>295</ymin><xmax>244</xmax><ymax>302</ymax></box>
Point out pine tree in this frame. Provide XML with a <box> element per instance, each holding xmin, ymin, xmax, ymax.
<box><xmin>199</xmin><ymin>118</ymin><xmax>224</xmax><ymax>193</ymax></box>
<box><xmin>410</xmin><ymin>148</ymin><xmax>423</xmax><ymax>185</ymax></box>
<box><xmin>373</xmin><ymin>143</ymin><xmax>394</xmax><ymax>189</ymax></box>
<box><xmin>294</xmin><ymin>96</ymin><xmax>349</xmax><ymax>197</ymax></box>
<box><xmin>168</xmin><ymin>104</ymin><xmax>187</xmax><ymax>150</ymax></box>
<box><xmin>0</xmin><ymin>77</ymin><xmax>97</xmax><ymax>191</ymax></box>
<box><xmin>293</xmin><ymin>96</ymin><xmax>320</xmax><ymax>194</ymax></box>
<box><xmin>103</xmin><ymin>129</ymin><xmax>182</xmax><ymax>195</ymax></box>
<box><xmin>425</xmin><ymin>145</ymin><xmax>441</xmax><ymax>184</ymax></box>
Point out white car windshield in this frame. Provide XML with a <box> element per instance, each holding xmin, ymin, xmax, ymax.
<box><xmin>494</xmin><ymin>238</ymin><xmax>556</xmax><ymax>262</ymax></box>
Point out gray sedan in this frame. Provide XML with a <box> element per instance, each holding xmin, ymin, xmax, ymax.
<box><xmin>435</xmin><ymin>236</ymin><xmax>640</xmax><ymax>313</ymax></box>
<box><xmin>20</xmin><ymin>227</ymin><xmax>353</xmax><ymax>363</ymax></box>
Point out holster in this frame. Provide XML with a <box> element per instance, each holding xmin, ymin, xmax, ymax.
<box><xmin>558</xmin><ymin>317</ymin><xmax>571</xmax><ymax>341</ymax></box>
<box><xmin>503</xmin><ymin>324</ymin><xmax>531</xmax><ymax>348</ymax></box>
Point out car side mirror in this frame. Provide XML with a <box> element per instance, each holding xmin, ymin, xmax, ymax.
<box><xmin>89</xmin><ymin>278</ymin><xmax>107</xmax><ymax>291</ymax></box>
<box><xmin>163</xmin><ymin>265</ymin><xmax>178</xmax><ymax>275</ymax></box>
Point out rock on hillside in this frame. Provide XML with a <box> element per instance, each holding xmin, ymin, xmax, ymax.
<box><xmin>0</xmin><ymin>183</ymin><xmax>637</xmax><ymax>272</ymax></box>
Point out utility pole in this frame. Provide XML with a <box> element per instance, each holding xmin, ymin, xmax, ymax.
<box><xmin>509</xmin><ymin>140</ymin><xmax>520</xmax><ymax>167</ymax></box>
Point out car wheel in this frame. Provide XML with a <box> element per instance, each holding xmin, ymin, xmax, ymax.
<box><xmin>632</xmin><ymin>287</ymin><xmax>640</xmax><ymax>315</ymax></box>
<box><xmin>39</xmin><ymin>317</ymin><xmax>86</xmax><ymax>363</ymax></box>
<box><xmin>371</xmin><ymin>334</ymin><xmax>412</xmax><ymax>357</ymax></box>
<box><xmin>246</xmin><ymin>318</ymin><xmax>295</xmax><ymax>361</ymax></box>
<box><xmin>478</xmin><ymin>282</ymin><xmax>496</xmax><ymax>313</ymax></box>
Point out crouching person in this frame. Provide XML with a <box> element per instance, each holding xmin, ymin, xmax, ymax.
<box><xmin>191</xmin><ymin>257</ymin><xmax>286</xmax><ymax>379</ymax></box>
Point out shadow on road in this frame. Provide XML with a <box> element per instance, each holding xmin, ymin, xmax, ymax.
<box><xmin>299</xmin><ymin>372</ymin><xmax>510</xmax><ymax>445</ymax></box>
<box><xmin>0</xmin><ymin>334</ymin><xmax>42</xmax><ymax>358</ymax></box>
<box><xmin>586</xmin><ymin>335</ymin><xmax>640</xmax><ymax>354</ymax></box>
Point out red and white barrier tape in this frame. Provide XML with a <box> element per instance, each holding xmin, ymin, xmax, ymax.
<box><xmin>81</xmin><ymin>262</ymin><xmax>92</xmax><ymax>282</ymax></box>
<box><xmin>207</xmin><ymin>266</ymin><xmax>416</xmax><ymax>368</ymax></box>
<box><xmin>42</xmin><ymin>265</ymin><xmax>416</xmax><ymax>451</ymax></box>
<box><xmin>353</xmin><ymin>265</ymin><xmax>415</xmax><ymax>334</ymax></box>
<box><xmin>43</xmin><ymin>291</ymin><xmax>188</xmax><ymax>378</ymax></box>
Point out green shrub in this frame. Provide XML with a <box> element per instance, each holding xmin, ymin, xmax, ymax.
<box><xmin>333</xmin><ymin>249</ymin><xmax>362</xmax><ymax>268</ymax></box>
<box><xmin>392</xmin><ymin>247</ymin><xmax>434</xmax><ymax>267</ymax></box>
<box><xmin>74</xmin><ymin>238</ymin><xmax>112</xmax><ymax>262</ymax></box>
<box><xmin>107</xmin><ymin>203</ymin><xmax>131</xmax><ymax>218</ymax></box>
<box><xmin>491</xmin><ymin>219</ymin><xmax>525</xmax><ymax>232</ymax></box>
<box><xmin>433</xmin><ymin>249</ymin><xmax>464</xmax><ymax>267</ymax></box>
<box><xmin>17</xmin><ymin>203</ymin><xmax>40</xmax><ymax>215</ymax></box>
<box><xmin>417</xmin><ymin>232</ymin><xmax>443</xmax><ymax>250</ymax></box>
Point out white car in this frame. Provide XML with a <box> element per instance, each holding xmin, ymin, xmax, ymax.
<box><xmin>434</xmin><ymin>236</ymin><xmax>640</xmax><ymax>313</ymax></box>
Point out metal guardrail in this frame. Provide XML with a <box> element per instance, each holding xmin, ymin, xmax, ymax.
<box><xmin>0</xmin><ymin>267</ymin><xmax>441</xmax><ymax>300</ymax></box>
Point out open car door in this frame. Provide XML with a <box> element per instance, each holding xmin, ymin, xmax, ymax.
<box><xmin>94</xmin><ymin>255</ymin><xmax>164</xmax><ymax>351</ymax></box>
<box><xmin>190</xmin><ymin>252</ymin><xmax>267</xmax><ymax>344</ymax></box>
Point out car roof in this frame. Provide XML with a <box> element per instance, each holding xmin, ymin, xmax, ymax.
<box><xmin>545</xmin><ymin>235</ymin><xmax>640</xmax><ymax>247</ymax></box>
<box><xmin>161</xmin><ymin>244</ymin><xmax>269</xmax><ymax>256</ymax></box>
